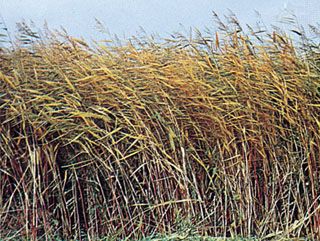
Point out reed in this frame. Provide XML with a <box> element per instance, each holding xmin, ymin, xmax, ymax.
<box><xmin>0</xmin><ymin>16</ymin><xmax>319</xmax><ymax>240</ymax></box>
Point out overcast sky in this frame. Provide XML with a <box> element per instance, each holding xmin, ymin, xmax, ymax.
<box><xmin>1</xmin><ymin>0</ymin><xmax>319</xmax><ymax>40</ymax></box>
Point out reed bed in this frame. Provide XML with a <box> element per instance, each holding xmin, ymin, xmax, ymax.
<box><xmin>0</xmin><ymin>18</ymin><xmax>320</xmax><ymax>240</ymax></box>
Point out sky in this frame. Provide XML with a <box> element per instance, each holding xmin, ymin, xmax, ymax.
<box><xmin>1</xmin><ymin>0</ymin><xmax>320</xmax><ymax>41</ymax></box>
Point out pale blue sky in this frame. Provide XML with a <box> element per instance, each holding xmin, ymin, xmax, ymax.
<box><xmin>1</xmin><ymin>0</ymin><xmax>319</xmax><ymax>40</ymax></box>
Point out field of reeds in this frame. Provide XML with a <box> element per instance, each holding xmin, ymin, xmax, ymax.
<box><xmin>0</xmin><ymin>16</ymin><xmax>320</xmax><ymax>240</ymax></box>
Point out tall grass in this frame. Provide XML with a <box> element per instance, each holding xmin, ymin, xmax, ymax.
<box><xmin>0</xmin><ymin>16</ymin><xmax>319</xmax><ymax>240</ymax></box>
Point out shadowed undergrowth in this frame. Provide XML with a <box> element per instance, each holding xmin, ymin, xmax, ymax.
<box><xmin>0</xmin><ymin>17</ymin><xmax>320</xmax><ymax>240</ymax></box>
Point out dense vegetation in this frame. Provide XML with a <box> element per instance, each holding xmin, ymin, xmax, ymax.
<box><xmin>0</xmin><ymin>16</ymin><xmax>320</xmax><ymax>240</ymax></box>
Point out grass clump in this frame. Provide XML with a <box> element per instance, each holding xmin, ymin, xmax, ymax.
<box><xmin>0</xmin><ymin>16</ymin><xmax>320</xmax><ymax>240</ymax></box>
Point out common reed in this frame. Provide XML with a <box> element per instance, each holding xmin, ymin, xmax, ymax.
<box><xmin>0</xmin><ymin>17</ymin><xmax>319</xmax><ymax>240</ymax></box>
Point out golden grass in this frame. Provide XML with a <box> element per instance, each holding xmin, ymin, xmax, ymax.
<box><xmin>0</xmin><ymin>20</ymin><xmax>320</xmax><ymax>240</ymax></box>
